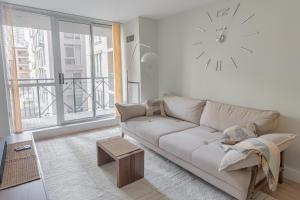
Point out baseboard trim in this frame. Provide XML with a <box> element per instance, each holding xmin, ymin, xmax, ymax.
<box><xmin>32</xmin><ymin>118</ymin><xmax>119</xmax><ymax>141</ymax></box>
<box><xmin>284</xmin><ymin>166</ymin><xmax>300</xmax><ymax>184</ymax></box>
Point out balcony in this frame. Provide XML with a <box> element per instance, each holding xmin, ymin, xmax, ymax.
<box><xmin>9</xmin><ymin>77</ymin><xmax>115</xmax><ymax>130</ymax></box>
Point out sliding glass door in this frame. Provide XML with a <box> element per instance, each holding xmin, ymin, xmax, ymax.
<box><xmin>58</xmin><ymin>21</ymin><xmax>93</xmax><ymax>122</ymax></box>
<box><xmin>1</xmin><ymin>5</ymin><xmax>115</xmax><ymax>131</ymax></box>
<box><xmin>57</xmin><ymin>22</ymin><xmax>115</xmax><ymax>123</ymax></box>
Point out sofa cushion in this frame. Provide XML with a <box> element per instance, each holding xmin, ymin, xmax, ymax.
<box><xmin>121</xmin><ymin>116</ymin><xmax>197</xmax><ymax>146</ymax></box>
<box><xmin>200</xmin><ymin>101</ymin><xmax>280</xmax><ymax>135</ymax></box>
<box><xmin>163</xmin><ymin>96</ymin><xmax>206</xmax><ymax>125</ymax></box>
<box><xmin>159</xmin><ymin>126</ymin><xmax>219</xmax><ymax>162</ymax></box>
<box><xmin>191</xmin><ymin>142</ymin><xmax>253</xmax><ymax>193</ymax></box>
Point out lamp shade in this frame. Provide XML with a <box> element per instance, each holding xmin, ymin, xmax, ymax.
<box><xmin>141</xmin><ymin>52</ymin><xmax>159</xmax><ymax>64</ymax></box>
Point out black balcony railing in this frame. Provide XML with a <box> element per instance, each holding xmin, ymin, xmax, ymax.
<box><xmin>9</xmin><ymin>77</ymin><xmax>115</xmax><ymax>120</ymax></box>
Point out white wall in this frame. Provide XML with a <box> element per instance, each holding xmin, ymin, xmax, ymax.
<box><xmin>139</xmin><ymin>17</ymin><xmax>159</xmax><ymax>102</ymax></box>
<box><xmin>122</xmin><ymin>18</ymin><xmax>141</xmax><ymax>83</ymax></box>
<box><xmin>122</xmin><ymin>17</ymin><xmax>159</xmax><ymax>103</ymax></box>
<box><xmin>122</xmin><ymin>18</ymin><xmax>141</xmax><ymax>103</ymax></box>
<box><xmin>158</xmin><ymin>0</ymin><xmax>300</xmax><ymax>183</ymax></box>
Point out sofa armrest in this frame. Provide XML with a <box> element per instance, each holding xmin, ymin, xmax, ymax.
<box><xmin>219</xmin><ymin>133</ymin><xmax>296</xmax><ymax>172</ymax></box>
<box><xmin>259</xmin><ymin>133</ymin><xmax>296</xmax><ymax>152</ymax></box>
<box><xmin>115</xmin><ymin>103</ymin><xmax>146</xmax><ymax>122</ymax></box>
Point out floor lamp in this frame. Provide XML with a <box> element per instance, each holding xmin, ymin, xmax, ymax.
<box><xmin>127</xmin><ymin>43</ymin><xmax>158</xmax><ymax>103</ymax></box>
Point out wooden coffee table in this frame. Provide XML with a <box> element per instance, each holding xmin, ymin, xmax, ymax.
<box><xmin>96</xmin><ymin>136</ymin><xmax>144</xmax><ymax>188</ymax></box>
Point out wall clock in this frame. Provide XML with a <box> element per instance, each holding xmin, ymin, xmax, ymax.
<box><xmin>194</xmin><ymin>1</ymin><xmax>259</xmax><ymax>72</ymax></box>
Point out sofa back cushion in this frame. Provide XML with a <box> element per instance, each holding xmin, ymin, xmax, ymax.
<box><xmin>200</xmin><ymin>101</ymin><xmax>280</xmax><ymax>135</ymax></box>
<box><xmin>163</xmin><ymin>96</ymin><xmax>205</xmax><ymax>125</ymax></box>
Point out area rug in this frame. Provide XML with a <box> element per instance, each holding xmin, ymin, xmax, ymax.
<box><xmin>0</xmin><ymin>141</ymin><xmax>40</xmax><ymax>190</ymax></box>
<box><xmin>36</xmin><ymin>127</ymin><xmax>276</xmax><ymax>200</ymax></box>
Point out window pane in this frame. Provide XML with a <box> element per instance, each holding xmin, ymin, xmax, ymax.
<box><xmin>73</xmin><ymin>72</ymin><xmax>81</xmax><ymax>78</ymax></box>
<box><xmin>74</xmin><ymin>34</ymin><xmax>80</xmax><ymax>39</ymax></box>
<box><xmin>59</xmin><ymin>21</ymin><xmax>93</xmax><ymax>121</ymax></box>
<box><xmin>65</xmin><ymin>58</ymin><xmax>75</xmax><ymax>65</ymax></box>
<box><xmin>2</xmin><ymin>8</ymin><xmax>57</xmax><ymax>131</ymax></box>
<box><xmin>74</xmin><ymin>46</ymin><xmax>81</xmax><ymax>64</ymax></box>
<box><xmin>64</xmin><ymin>33</ymin><xmax>73</xmax><ymax>39</ymax></box>
<box><xmin>93</xmin><ymin>26</ymin><xmax>115</xmax><ymax>116</ymax></box>
<box><xmin>65</xmin><ymin>46</ymin><xmax>74</xmax><ymax>57</ymax></box>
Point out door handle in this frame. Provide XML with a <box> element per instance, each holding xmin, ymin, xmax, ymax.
<box><xmin>58</xmin><ymin>73</ymin><xmax>64</xmax><ymax>84</ymax></box>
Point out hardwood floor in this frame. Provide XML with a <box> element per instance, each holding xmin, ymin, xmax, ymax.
<box><xmin>263</xmin><ymin>178</ymin><xmax>300</xmax><ymax>200</ymax></box>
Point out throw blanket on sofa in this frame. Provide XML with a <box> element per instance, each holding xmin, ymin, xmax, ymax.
<box><xmin>228</xmin><ymin>138</ymin><xmax>280</xmax><ymax>191</ymax></box>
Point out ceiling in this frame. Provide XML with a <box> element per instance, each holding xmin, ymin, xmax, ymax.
<box><xmin>3</xmin><ymin>0</ymin><xmax>220</xmax><ymax>22</ymax></box>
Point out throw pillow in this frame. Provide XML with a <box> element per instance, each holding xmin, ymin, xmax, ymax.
<box><xmin>221</xmin><ymin>123</ymin><xmax>257</xmax><ymax>145</ymax></box>
<box><xmin>115</xmin><ymin>103</ymin><xmax>146</xmax><ymax>122</ymax></box>
<box><xmin>145</xmin><ymin>99</ymin><xmax>166</xmax><ymax>117</ymax></box>
<box><xmin>219</xmin><ymin>133</ymin><xmax>296</xmax><ymax>171</ymax></box>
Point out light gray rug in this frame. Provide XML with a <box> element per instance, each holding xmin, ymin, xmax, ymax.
<box><xmin>36</xmin><ymin>127</ymin><xmax>276</xmax><ymax>200</ymax></box>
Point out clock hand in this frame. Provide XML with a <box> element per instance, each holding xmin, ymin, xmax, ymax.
<box><xmin>216</xmin><ymin>32</ymin><xmax>226</xmax><ymax>43</ymax></box>
<box><xmin>216</xmin><ymin>1</ymin><xmax>243</xmax><ymax>44</ymax></box>
<box><xmin>221</xmin><ymin>2</ymin><xmax>241</xmax><ymax>36</ymax></box>
<box><xmin>233</xmin><ymin>2</ymin><xmax>241</xmax><ymax>17</ymax></box>
<box><xmin>216</xmin><ymin>25</ymin><xmax>227</xmax><ymax>43</ymax></box>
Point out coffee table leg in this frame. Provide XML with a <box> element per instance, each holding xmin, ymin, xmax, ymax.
<box><xmin>97</xmin><ymin>146</ymin><xmax>114</xmax><ymax>166</ymax></box>
<box><xmin>117</xmin><ymin>151</ymin><xmax>144</xmax><ymax>188</ymax></box>
<box><xmin>133</xmin><ymin>151</ymin><xmax>144</xmax><ymax>181</ymax></box>
<box><xmin>117</xmin><ymin>156</ymin><xmax>130</xmax><ymax>187</ymax></box>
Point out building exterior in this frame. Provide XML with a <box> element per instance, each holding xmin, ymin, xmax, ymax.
<box><xmin>13</xmin><ymin>27</ymin><xmax>30</xmax><ymax>79</ymax></box>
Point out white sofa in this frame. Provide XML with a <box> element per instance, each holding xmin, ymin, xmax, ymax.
<box><xmin>120</xmin><ymin>96</ymin><xmax>281</xmax><ymax>200</ymax></box>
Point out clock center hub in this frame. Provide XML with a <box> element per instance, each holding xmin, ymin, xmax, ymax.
<box><xmin>216</xmin><ymin>34</ymin><xmax>226</xmax><ymax>43</ymax></box>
